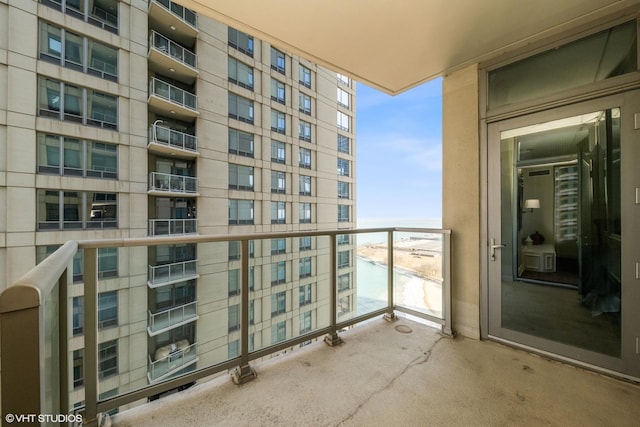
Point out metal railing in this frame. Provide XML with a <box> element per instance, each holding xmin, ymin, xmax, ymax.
<box><xmin>148</xmin><ymin>259</ymin><xmax>199</xmax><ymax>287</ymax></box>
<box><xmin>149</xmin><ymin>123</ymin><xmax>198</xmax><ymax>153</ymax></box>
<box><xmin>148</xmin><ymin>172</ymin><xmax>198</xmax><ymax>194</ymax></box>
<box><xmin>149</xmin><ymin>30</ymin><xmax>197</xmax><ymax>69</ymax></box>
<box><xmin>148</xmin><ymin>218</ymin><xmax>198</xmax><ymax>236</ymax></box>
<box><xmin>148</xmin><ymin>301</ymin><xmax>198</xmax><ymax>335</ymax></box>
<box><xmin>0</xmin><ymin>228</ymin><xmax>451</xmax><ymax>426</ymax></box>
<box><xmin>152</xmin><ymin>0</ymin><xmax>198</xmax><ymax>29</ymax></box>
<box><xmin>149</xmin><ymin>77</ymin><xmax>197</xmax><ymax>111</ymax></box>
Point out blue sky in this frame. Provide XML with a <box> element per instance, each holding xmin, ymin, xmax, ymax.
<box><xmin>355</xmin><ymin>78</ymin><xmax>443</xmax><ymax>224</ymax></box>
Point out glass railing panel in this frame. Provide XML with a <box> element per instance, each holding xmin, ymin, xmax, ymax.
<box><xmin>150</xmin><ymin>125</ymin><xmax>198</xmax><ymax>152</ymax></box>
<box><xmin>150</xmin><ymin>31</ymin><xmax>197</xmax><ymax>69</ymax></box>
<box><xmin>154</xmin><ymin>0</ymin><xmax>198</xmax><ymax>29</ymax></box>
<box><xmin>392</xmin><ymin>231</ymin><xmax>444</xmax><ymax>319</ymax></box>
<box><xmin>149</xmin><ymin>78</ymin><xmax>197</xmax><ymax>111</ymax></box>
<box><xmin>148</xmin><ymin>301</ymin><xmax>198</xmax><ymax>334</ymax></box>
<box><xmin>353</xmin><ymin>232</ymin><xmax>390</xmax><ymax>316</ymax></box>
<box><xmin>148</xmin><ymin>219</ymin><xmax>198</xmax><ymax>236</ymax></box>
<box><xmin>148</xmin><ymin>172</ymin><xmax>198</xmax><ymax>194</ymax></box>
<box><xmin>148</xmin><ymin>260</ymin><xmax>198</xmax><ymax>286</ymax></box>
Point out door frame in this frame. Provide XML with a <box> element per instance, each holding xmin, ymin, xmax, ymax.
<box><xmin>481</xmin><ymin>91</ymin><xmax>640</xmax><ymax>380</ymax></box>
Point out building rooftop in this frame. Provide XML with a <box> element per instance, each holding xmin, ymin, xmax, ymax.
<box><xmin>112</xmin><ymin>316</ymin><xmax>640</xmax><ymax>426</ymax></box>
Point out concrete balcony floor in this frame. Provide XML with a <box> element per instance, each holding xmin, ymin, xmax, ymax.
<box><xmin>113</xmin><ymin>317</ymin><xmax>640</xmax><ymax>426</ymax></box>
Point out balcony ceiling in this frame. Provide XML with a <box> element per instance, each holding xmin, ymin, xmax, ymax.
<box><xmin>180</xmin><ymin>0</ymin><xmax>639</xmax><ymax>94</ymax></box>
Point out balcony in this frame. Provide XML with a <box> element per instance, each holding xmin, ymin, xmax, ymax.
<box><xmin>3</xmin><ymin>228</ymin><xmax>638</xmax><ymax>426</ymax></box>
<box><xmin>148</xmin><ymin>301</ymin><xmax>198</xmax><ymax>336</ymax></box>
<box><xmin>148</xmin><ymin>78</ymin><xmax>198</xmax><ymax>120</ymax></box>
<box><xmin>148</xmin><ymin>259</ymin><xmax>198</xmax><ymax>287</ymax></box>
<box><xmin>148</xmin><ymin>0</ymin><xmax>198</xmax><ymax>46</ymax></box>
<box><xmin>148</xmin><ymin>172</ymin><xmax>198</xmax><ymax>197</ymax></box>
<box><xmin>148</xmin><ymin>218</ymin><xmax>198</xmax><ymax>236</ymax></box>
<box><xmin>148</xmin><ymin>341</ymin><xmax>198</xmax><ymax>383</ymax></box>
<box><xmin>148</xmin><ymin>122</ymin><xmax>198</xmax><ymax>157</ymax></box>
<box><xmin>148</xmin><ymin>31</ymin><xmax>198</xmax><ymax>84</ymax></box>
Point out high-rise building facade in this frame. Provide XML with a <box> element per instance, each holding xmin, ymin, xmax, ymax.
<box><xmin>0</xmin><ymin>0</ymin><xmax>356</xmax><ymax>411</ymax></box>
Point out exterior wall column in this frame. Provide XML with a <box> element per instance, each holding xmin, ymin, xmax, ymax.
<box><xmin>442</xmin><ymin>64</ymin><xmax>481</xmax><ymax>339</ymax></box>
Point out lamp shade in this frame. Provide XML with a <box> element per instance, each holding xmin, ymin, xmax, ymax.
<box><xmin>524</xmin><ymin>199</ymin><xmax>540</xmax><ymax>209</ymax></box>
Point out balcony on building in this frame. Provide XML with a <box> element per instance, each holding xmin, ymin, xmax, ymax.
<box><xmin>148</xmin><ymin>77</ymin><xmax>198</xmax><ymax>120</ymax></box>
<box><xmin>148</xmin><ymin>259</ymin><xmax>199</xmax><ymax>287</ymax></box>
<box><xmin>148</xmin><ymin>218</ymin><xmax>197</xmax><ymax>236</ymax></box>
<box><xmin>148</xmin><ymin>121</ymin><xmax>198</xmax><ymax>157</ymax></box>
<box><xmin>148</xmin><ymin>172</ymin><xmax>199</xmax><ymax>197</ymax></box>
<box><xmin>148</xmin><ymin>30</ymin><xmax>198</xmax><ymax>84</ymax></box>
<box><xmin>147</xmin><ymin>341</ymin><xmax>198</xmax><ymax>383</ymax></box>
<box><xmin>148</xmin><ymin>0</ymin><xmax>198</xmax><ymax>45</ymax></box>
<box><xmin>147</xmin><ymin>301</ymin><xmax>198</xmax><ymax>336</ymax></box>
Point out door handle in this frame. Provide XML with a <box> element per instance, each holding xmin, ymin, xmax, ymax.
<box><xmin>490</xmin><ymin>238</ymin><xmax>506</xmax><ymax>261</ymax></box>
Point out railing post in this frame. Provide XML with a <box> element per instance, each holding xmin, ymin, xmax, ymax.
<box><xmin>231</xmin><ymin>239</ymin><xmax>257</xmax><ymax>384</ymax></box>
<box><xmin>324</xmin><ymin>233</ymin><xmax>342</xmax><ymax>346</ymax></box>
<box><xmin>442</xmin><ymin>232</ymin><xmax>454</xmax><ymax>336</ymax></box>
<box><xmin>384</xmin><ymin>229</ymin><xmax>397</xmax><ymax>321</ymax></box>
<box><xmin>59</xmin><ymin>268</ymin><xmax>69</xmax><ymax>416</ymax></box>
<box><xmin>83</xmin><ymin>248</ymin><xmax>99</xmax><ymax>426</ymax></box>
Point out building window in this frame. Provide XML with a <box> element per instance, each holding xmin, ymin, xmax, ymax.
<box><xmin>229</xmin><ymin>93</ymin><xmax>254</xmax><ymax>124</ymax></box>
<box><xmin>249</xmin><ymin>300</ymin><xmax>255</xmax><ymax>325</ymax></box>
<box><xmin>299</xmin><ymin>236</ymin><xmax>312</xmax><ymax>251</ymax></box>
<box><xmin>98</xmin><ymin>340</ymin><xmax>118</xmax><ymax>379</ymax></box>
<box><xmin>337</xmin><ymin>111</ymin><xmax>350</xmax><ymax>131</ymax></box>
<box><xmin>337</xmin><ymin>158</ymin><xmax>350</xmax><ymax>176</ymax></box>
<box><xmin>271</xmin><ymin>171</ymin><xmax>286</xmax><ymax>194</ymax></box>
<box><xmin>229</xmin><ymin>200</ymin><xmax>254</xmax><ymax>225</ymax></box>
<box><xmin>39</xmin><ymin>21</ymin><xmax>118</xmax><ymax>81</ymax></box>
<box><xmin>229</xmin><ymin>269</ymin><xmax>240</xmax><ymax>296</ymax></box>
<box><xmin>298</xmin><ymin>120</ymin><xmax>312</xmax><ymax>142</ymax></box>
<box><xmin>38</xmin><ymin>77</ymin><xmax>118</xmax><ymax>129</ymax></box>
<box><xmin>337</xmin><ymin>88</ymin><xmax>350</xmax><ymax>108</ymax></box>
<box><xmin>299</xmin><ymin>203</ymin><xmax>312</xmax><ymax>224</ymax></box>
<box><xmin>271</xmin><ymin>47</ymin><xmax>286</xmax><ymax>74</ymax></box>
<box><xmin>338</xmin><ymin>205</ymin><xmax>350</xmax><ymax>222</ymax></box>
<box><xmin>271</xmin><ymin>261</ymin><xmax>286</xmax><ymax>285</ymax></box>
<box><xmin>338</xmin><ymin>182</ymin><xmax>350</xmax><ymax>199</ymax></box>
<box><xmin>337</xmin><ymin>73</ymin><xmax>350</xmax><ymax>86</ymax></box>
<box><xmin>271</xmin><ymin>238</ymin><xmax>286</xmax><ymax>255</ymax></box>
<box><xmin>338</xmin><ymin>273</ymin><xmax>350</xmax><ymax>292</ymax></box>
<box><xmin>228</xmin><ymin>27</ymin><xmax>253</xmax><ymax>57</ymax></box>
<box><xmin>73</xmin><ymin>349</ymin><xmax>83</xmax><ymax>388</ymax></box>
<box><xmin>228</xmin><ymin>340</ymin><xmax>239</xmax><ymax>358</ymax></box>
<box><xmin>228</xmin><ymin>240</ymin><xmax>254</xmax><ymax>260</ymax></box>
<box><xmin>271</xmin><ymin>291</ymin><xmax>286</xmax><ymax>317</ymax></box>
<box><xmin>271</xmin><ymin>140</ymin><xmax>286</xmax><ymax>164</ymax></box>
<box><xmin>37</xmin><ymin>190</ymin><xmax>118</xmax><ymax>230</ymax></box>
<box><xmin>338</xmin><ymin>250</ymin><xmax>350</xmax><ymax>268</ymax></box>
<box><xmin>299</xmin><ymin>93</ymin><xmax>312</xmax><ymax>115</ymax></box>
<box><xmin>271</xmin><ymin>201</ymin><xmax>286</xmax><ymax>224</ymax></box>
<box><xmin>299</xmin><ymin>259</ymin><xmax>312</xmax><ymax>280</ymax></box>
<box><xmin>98</xmin><ymin>247</ymin><xmax>118</xmax><ymax>279</ymax></box>
<box><xmin>271</xmin><ymin>109</ymin><xmax>286</xmax><ymax>134</ymax></box>
<box><xmin>338</xmin><ymin>296</ymin><xmax>351</xmax><ymax>316</ymax></box>
<box><xmin>299</xmin><ymin>65</ymin><xmax>311</xmax><ymax>88</ymax></box>
<box><xmin>229</xmin><ymin>164</ymin><xmax>254</xmax><ymax>191</ymax></box>
<box><xmin>73</xmin><ymin>296</ymin><xmax>83</xmax><ymax>336</ymax></box>
<box><xmin>40</xmin><ymin>0</ymin><xmax>119</xmax><ymax>34</ymax></box>
<box><xmin>298</xmin><ymin>284</ymin><xmax>311</xmax><ymax>307</ymax></box>
<box><xmin>337</xmin><ymin>234</ymin><xmax>351</xmax><ymax>245</ymax></box>
<box><xmin>300</xmin><ymin>311</ymin><xmax>312</xmax><ymax>334</ymax></box>
<box><xmin>229</xmin><ymin>129</ymin><xmax>254</xmax><ymax>157</ymax></box>
<box><xmin>228</xmin><ymin>304</ymin><xmax>240</xmax><ymax>332</ymax></box>
<box><xmin>228</xmin><ymin>57</ymin><xmax>254</xmax><ymax>90</ymax></box>
<box><xmin>299</xmin><ymin>175</ymin><xmax>311</xmax><ymax>196</ymax></box>
<box><xmin>299</xmin><ymin>148</ymin><xmax>312</xmax><ymax>169</ymax></box>
<box><xmin>338</xmin><ymin>135</ymin><xmax>350</xmax><ymax>154</ymax></box>
<box><xmin>271</xmin><ymin>78</ymin><xmax>285</xmax><ymax>104</ymax></box>
<box><xmin>98</xmin><ymin>291</ymin><xmax>118</xmax><ymax>330</ymax></box>
<box><xmin>272</xmin><ymin>320</ymin><xmax>286</xmax><ymax>344</ymax></box>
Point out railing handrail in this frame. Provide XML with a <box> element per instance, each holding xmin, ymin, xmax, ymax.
<box><xmin>0</xmin><ymin>240</ymin><xmax>78</xmax><ymax>313</ymax></box>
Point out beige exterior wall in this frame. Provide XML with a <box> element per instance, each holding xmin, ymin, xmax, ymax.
<box><xmin>442</xmin><ymin>64</ymin><xmax>481</xmax><ymax>339</ymax></box>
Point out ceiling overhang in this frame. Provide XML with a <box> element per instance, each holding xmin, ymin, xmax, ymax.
<box><xmin>179</xmin><ymin>0</ymin><xmax>640</xmax><ymax>95</ymax></box>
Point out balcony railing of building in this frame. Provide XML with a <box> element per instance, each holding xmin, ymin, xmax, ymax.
<box><xmin>148</xmin><ymin>123</ymin><xmax>198</xmax><ymax>154</ymax></box>
<box><xmin>0</xmin><ymin>228</ymin><xmax>451</xmax><ymax>426</ymax></box>
<box><xmin>149</xmin><ymin>77</ymin><xmax>198</xmax><ymax>111</ymax></box>
<box><xmin>148</xmin><ymin>219</ymin><xmax>198</xmax><ymax>236</ymax></box>
<box><xmin>148</xmin><ymin>259</ymin><xmax>199</xmax><ymax>287</ymax></box>
<box><xmin>151</xmin><ymin>0</ymin><xmax>198</xmax><ymax>30</ymax></box>
<box><xmin>149</xmin><ymin>30</ymin><xmax>197</xmax><ymax>70</ymax></box>
<box><xmin>148</xmin><ymin>341</ymin><xmax>198</xmax><ymax>382</ymax></box>
<box><xmin>148</xmin><ymin>301</ymin><xmax>198</xmax><ymax>335</ymax></box>
<box><xmin>148</xmin><ymin>172</ymin><xmax>199</xmax><ymax>195</ymax></box>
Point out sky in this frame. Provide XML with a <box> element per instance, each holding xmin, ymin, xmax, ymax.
<box><xmin>355</xmin><ymin>78</ymin><xmax>443</xmax><ymax>225</ymax></box>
